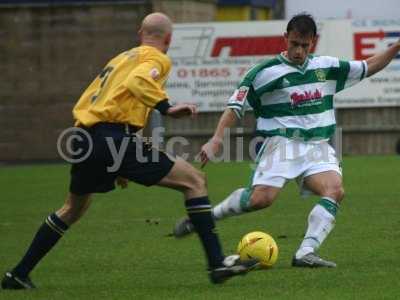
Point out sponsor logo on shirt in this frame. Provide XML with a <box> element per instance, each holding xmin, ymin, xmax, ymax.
<box><xmin>150</xmin><ymin>68</ymin><xmax>160</xmax><ymax>80</ymax></box>
<box><xmin>235</xmin><ymin>86</ymin><xmax>249</xmax><ymax>102</ymax></box>
<box><xmin>290</xmin><ymin>89</ymin><xmax>322</xmax><ymax>106</ymax></box>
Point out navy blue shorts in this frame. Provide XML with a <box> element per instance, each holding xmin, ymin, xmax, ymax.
<box><xmin>69</xmin><ymin>123</ymin><xmax>175</xmax><ymax>195</ymax></box>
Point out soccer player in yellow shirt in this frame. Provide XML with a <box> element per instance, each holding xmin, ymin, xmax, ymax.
<box><xmin>1</xmin><ymin>13</ymin><xmax>258</xmax><ymax>290</ymax></box>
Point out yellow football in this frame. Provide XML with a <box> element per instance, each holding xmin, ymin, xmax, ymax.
<box><xmin>237</xmin><ymin>231</ymin><xmax>279</xmax><ymax>268</ymax></box>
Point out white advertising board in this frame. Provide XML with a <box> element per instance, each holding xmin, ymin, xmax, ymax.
<box><xmin>167</xmin><ymin>19</ymin><xmax>400</xmax><ymax>111</ymax></box>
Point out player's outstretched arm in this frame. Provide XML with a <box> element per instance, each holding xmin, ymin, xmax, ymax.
<box><xmin>153</xmin><ymin>100</ymin><xmax>197</xmax><ymax>119</ymax></box>
<box><xmin>199</xmin><ymin>108</ymin><xmax>238</xmax><ymax>168</ymax></box>
<box><xmin>166</xmin><ymin>103</ymin><xmax>198</xmax><ymax>118</ymax></box>
<box><xmin>366</xmin><ymin>39</ymin><xmax>400</xmax><ymax>77</ymax></box>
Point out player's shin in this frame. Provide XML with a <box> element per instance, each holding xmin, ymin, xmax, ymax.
<box><xmin>12</xmin><ymin>213</ymin><xmax>69</xmax><ymax>278</ymax></box>
<box><xmin>295</xmin><ymin>197</ymin><xmax>338</xmax><ymax>259</ymax></box>
<box><xmin>185</xmin><ymin>196</ymin><xmax>225</xmax><ymax>268</ymax></box>
<box><xmin>212</xmin><ymin>188</ymin><xmax>252</xmax><ymax>220</ymax></box>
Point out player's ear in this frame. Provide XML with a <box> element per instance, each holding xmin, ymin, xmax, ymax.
<box><xmin>310</xmin><ymin>35</ymin><xmax>317</xmax><ymax>49</ymax></box>
<box><xmin>284</xmin><ymin>32</ymin><xmax>289</xmax><ymax>44</ymax></box>
<box><xmin>163</xmin><ymin>33</ymin><xmax>172</xmax><ymax>52</ymax></box>
<box><xmin>312</xmin><ymin>35</ymin><xmax>318</xmax><ymax>45</ymax></box>
<box><xmin>164</xmin><ymin>32</ymin><xmax>172</xmax><ymax>46</ymax></box>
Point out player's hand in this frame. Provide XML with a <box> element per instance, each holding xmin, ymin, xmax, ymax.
<box><xmin>166</xmin><ymin>104</ymin><xmax>197</xmax><ymax>118</ymax></box>
<box><xmin>116</xmin><ymin>176</ymin><xmax>129</xmax><ymax>189</ymax></box>
<box><xmin>198</xmin><ymin>138</ymin><xmax>222</xmax><ymax>168</ymax></box>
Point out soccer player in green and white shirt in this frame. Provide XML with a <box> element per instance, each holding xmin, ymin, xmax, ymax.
<box><xmin>174</xmin><ymin>13</ymin><xmax>400</xmax><ymax>267</ymax></box>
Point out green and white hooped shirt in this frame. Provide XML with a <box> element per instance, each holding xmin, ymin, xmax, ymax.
<box><xmin>228</xmin><ymin>54</ymin><xmax>367</xmax><ymax>142</ymax></box>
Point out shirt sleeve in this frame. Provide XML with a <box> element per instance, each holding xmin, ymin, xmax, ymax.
<box><xmin>123</xmin><ymin>54</ymin><xmax>171</xmax><ymax>108</ymax></box>
<box><xmin>227</xmin><ymin>79</ymin><xmax>254</xmax><ymax>119</ymax></box>
<box><xmin>336</xmin><ymin>59</ymin><xmax>368</xmax><ymax>92</ymax></box>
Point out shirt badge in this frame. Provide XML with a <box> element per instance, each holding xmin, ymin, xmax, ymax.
<box><xmin>235</xmin><ymin>86</ymin><xmax>249</xmax><ymax>102</ymax></box>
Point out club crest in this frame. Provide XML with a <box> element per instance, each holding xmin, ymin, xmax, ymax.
<box><xmin>315</xmin><ymin>69</ymin><xmax>326</xmax><ymax>82</ymax></box>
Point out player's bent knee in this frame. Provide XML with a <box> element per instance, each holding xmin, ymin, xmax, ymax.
<box><xmin>187</xmin><ymin>169</ymin><xmax>207</xmax><ymax>193</ymax></box>
<box><xmin>160</xmin><ymin>159</ymin><xmax>207</xmax><ymax>197</ymax></box>
<box><xmin>324</xmin><ymin>186</ymin><xmax>345</xmax><ymax>203</ymax></box>
<box><xmin>250</xmin><ymin>193</ymin><xmax>275</xmax><ymax>209</ymax></box>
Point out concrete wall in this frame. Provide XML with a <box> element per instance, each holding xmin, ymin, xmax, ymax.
<box><xmin>0</xmin><ymin>0</ymin><xmax>218</xmax><ymax>163</ymax></box>
<box><xmin>338</xmin><ymin>107</ymin><xmax>400</xmax><ymax>155</ymax></box>
<box><xmin>153</xmin><ymin>0</ymin><xmax>216</xmax><ymax>22</ymax></box>
<box><xmin>0</xmin><ymin>2</ymin><xmax>150</xmax><ymax>162</ymax></box>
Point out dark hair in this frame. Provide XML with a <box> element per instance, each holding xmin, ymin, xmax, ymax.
<box><xmin>287</xmin><ymin>13</ymin><xmax>317</xmax><ymax>37</ymax></box>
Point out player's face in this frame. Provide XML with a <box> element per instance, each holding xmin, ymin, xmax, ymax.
<box><xmin>284</xmin><ymin>30</ymin><xmax>316</xmax><ymax>65</ymax></box>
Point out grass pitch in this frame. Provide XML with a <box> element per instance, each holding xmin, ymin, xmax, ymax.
<box><xmin>0</xmin><ymin>157</ymin><xmax>399</xmax><ymax>299</ymax></box>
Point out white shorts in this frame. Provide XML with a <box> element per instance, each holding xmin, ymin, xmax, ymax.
<box><xmin>251</xmin><ymin>136</ymin><xmax>342</xmax><ymax>197</ymax></box>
